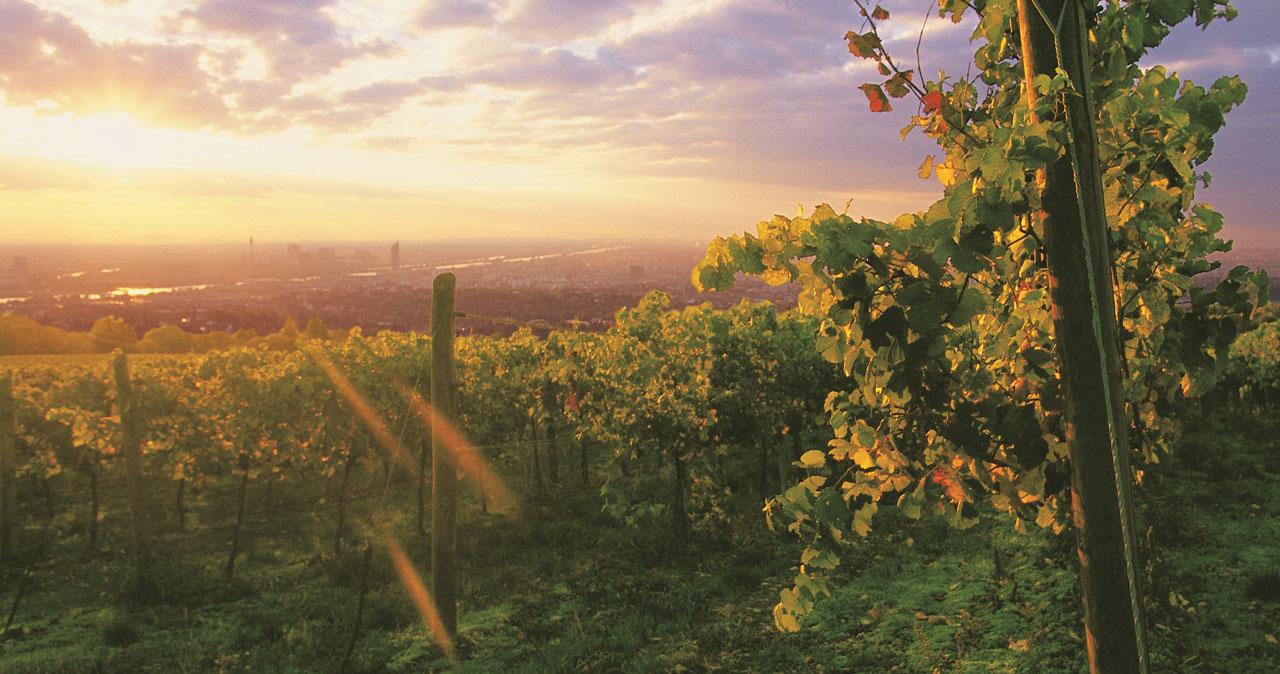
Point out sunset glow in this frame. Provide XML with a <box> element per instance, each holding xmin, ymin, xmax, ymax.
<box><xmin>2</xmin><ymin>3</ymin><xmax>1279</xmax><ymax>670</ymax></box>
<box><xmin>0</xmin><ymin>0</ymin><xmax>1277</xmax><ymax>244</ymax></box>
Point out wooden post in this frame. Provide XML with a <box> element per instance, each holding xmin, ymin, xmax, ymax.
<box><xmin>530</xmin><ymin>418</ymin><xmax>545</xmax><ymax>500</ymax></box>
<box><xmin>225</xmin><ymin>458</ymin><xmax>250</xmax><ymax>582</ymax></box>
<box><xmin>112</xmin><ymin>352</ymin><xmax>152</xmax><ymax>588</ymax></box>
<box><xmin>0</xmin><ymin>372</ymin><xmax>16</xmax><ymax>561</ymax></box>
<box><xmin>1017</xmin><ymin>2</ymin><xmax>1147</xmax><ymax>671</ymax></box>
<box><xmin>546</xmin><ymin>414</ymin><xmax>560</xmax><ymax>490</ymax></box>
<box><xmin>430</xmin><ymin>273</ymin><xmax>458</xmax><ymax>636</ymax></box>
<box><xmin>670</xmin><ymin>445</ymin><xmax>690</xmax><ymax>539</ymax></box>
<box><xmin>334</xmin><ymin>454</ymin><xmax>355</xmax><ymax>556</ymax></box>
<box><xmin>340</xmin><ymin>541</ymin><xmax>375</xmax><ymax>674</ymax></box>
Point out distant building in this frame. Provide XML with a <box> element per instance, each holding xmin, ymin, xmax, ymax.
<box><xmin>286</xmin><ymin>244</ymin><xmax>303</xmax><ymax>264</ymax></box>
<box><xmin>316</xmin><ymin>247</ymin><xmax>336</xmax><ymax>270</ymax></box>
<box><xmin>390</xmin><ymin>241</ymin><xmax>401</xmax><ymax>270</ymax></box>
<box><xmin>12</xmin><ymin>257</ymin><xmax>28</xmax><ymax>275</ymax></box>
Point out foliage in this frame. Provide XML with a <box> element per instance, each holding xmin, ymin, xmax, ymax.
<box><xmin>693</xmin><ymin>0</ymin><xmax>1267</xmax><ymax>628</ymax></box>
<box><xmin>1</xmin><ymin>409</ymin><xmax>1275</xmax><ymax>672</ymax></box>
<box><xmin>1227</xmin><ymin>315</ymin><xmax>1280</xmax><ymax>405</ymax></box>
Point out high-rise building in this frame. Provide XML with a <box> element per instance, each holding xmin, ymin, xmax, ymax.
<box><xmin>390</xmin><ymin>240</ymin><xmax>401</xmax><ymax>270</ymax></box>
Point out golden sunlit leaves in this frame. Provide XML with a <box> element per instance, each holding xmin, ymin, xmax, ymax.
<box><xmin>918</xmin><ymin>155</ymin><xmax>935</xmax><ymax>179</ymax></box>
<box><xmin>935</xmin><ymin>163</ymin><xmax>959</xmax><ymax>187</ymax></box>
<box><xmin>799</xmin><ymin>449</ymin><xmax>826</xmax><ymax>468</ymax></box>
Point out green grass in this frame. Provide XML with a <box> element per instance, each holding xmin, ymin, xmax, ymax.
<box><xmin>1</xmin><ymin>409</ymin><xmax>1278</xmax><ymax>672</ymax></box>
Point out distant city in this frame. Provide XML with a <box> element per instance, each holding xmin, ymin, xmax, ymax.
<box><xmin>0</xmin><ymin>239</ymin><xmax>800</xmax><ymax>336</ymax></box>
<box><xmin>0</xmin><ymin>239</ymin><xmax>1275</xmax><ymax>337</ymax></box>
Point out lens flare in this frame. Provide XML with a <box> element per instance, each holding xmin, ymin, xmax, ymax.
<box><xmin>385</xmin><ymin>536</ymin><xmax>456</xmax><ymax>661</ymax></box>
<box><xmin>395</xmin><ymin>381</ymin><xmax>517</xmax><ymax>514</ymax></box>
<box><xmin>308</xmin><ymin>348</ymin><xmax>416</xmax><ymax>474</ymax></box>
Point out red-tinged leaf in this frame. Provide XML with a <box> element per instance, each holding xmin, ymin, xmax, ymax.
<box><xmin>845</xmin><ymin>31</ymin><xmax>882</xmax><ymax>59</ymax></box>
<box><xmin>922</xmin><ymin>90</ymin><xmax>944</xmax><ymax>114</ymax></box>
<box><xmin>877</xmin><ymin>62</ymin><xmax>891</xmax><ymax>76</ymax></box>
<box><xmin>885</xmin><ymin>70</ymin><xmax>914</xmax><ymax>98</ymax></box>
<box><xmin>871</xmin><ymin>5</ymin><xmax>890</xmax><ymax>21</ymax></box>
<box><xmin>860</xmin><ymin>83</ymin><xmax>892</xmax><ymax>113</ymax></box>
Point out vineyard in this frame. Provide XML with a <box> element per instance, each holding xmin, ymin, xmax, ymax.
<box><xmin>0</xmin><ymin>289</ymin><xmax>1277</xmax><ymax>671</ymax></box>
<box><xmin>3</xmin><ymin>0</ymin><xmax>1280</xmax><ymax>672</ymax></box>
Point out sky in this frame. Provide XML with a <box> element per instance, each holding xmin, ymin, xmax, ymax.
<box><xmin>0</xmin><ymin>0</ymin><xmax>1276</xmax><ymax>246</ymax></box>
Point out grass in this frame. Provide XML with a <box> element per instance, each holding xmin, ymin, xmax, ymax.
<box><xmin>1</xmin><ymin>408</ymin><xmax>1277</xmax><ymax>672</ymax></box>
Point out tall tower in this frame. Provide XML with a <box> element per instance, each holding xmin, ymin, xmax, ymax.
<box><xmin>249</xmin><ymin>230</ymin><xmax>255</xmax><ymax>263</ymax></box>
<box><xmin>390</xmin><ymin>240</ymin><xmax>401</xmax><ymax>270</ymax></box>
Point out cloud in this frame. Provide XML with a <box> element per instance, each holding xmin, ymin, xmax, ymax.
<box><xmin>0</xmin><ymin>0</ymin><xmax>230</xmax><ymax>127</ymax></box>
<box><xmin>607</xmin><ymin>1</ymin><xmax>848</xmax><ymax>82</ymax></box>
<box><xmin>1244</xmin><ymin>46</ymin><xmax>1280</xmax><ymax>66</ymax></box>
<box><xmin>341</xmin><ymin>76</ymin><xmax>464</xmax><ymax>104</ymax></box>
<box><xmin>407</xmin><ymin>0</ymin><xmax>969</xmax><ymax>192</ymax></box>
<box><xmin>415</xmin><ymin>0</ymin><xmax>497</xmax><ymax>31</ymax></box>
<box><xmin>178</xmin><ymin>0</ymin><xmax>399</xmax><ymax>85</ymax></box>
<box><xmin>501</xmin><ymin>0</ymin><xmax>661</xmax><ymax>41</ymax></box>
<box><xmin>2</xmin><ymin>0</ymin><xmax>1275</xmax><ymax>244</ymax></box>
<box><xmin>0</xmin><ymin>1</ymin><xmax>428</xmax><ymax>134</ymax></box>
<box><xmin>471</xmin><ymin>47</ymin><xmax>639</xmax><ymax>90</ymax></box>
<box><xmin>265</xmin><ymin>76</ymin><xmax>464</xmax><ymax>130</ymax></box>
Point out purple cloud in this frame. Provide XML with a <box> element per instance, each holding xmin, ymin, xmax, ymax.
<box><xmin>501</xmin><ymin>0</ymin><xmax>661</xmax><ymax>41</ymax></box>
<box><xmin>471</xmin><ymin>47</ymin><xmax>639</xmax><ymax>90</ymax></box>
<box><xmin>341</xmin><ymin>76</ymin><xmax>463</xmax><ymax>105</ymax></box>
<box><xmin>180</xmin><ymin>0</ymin><xmax>398</xmax><ymax>85</ymax></box>
<box><xmin>415</xmin><ymin>0</ymin><xmax>497</xmax><ymax>31</ymax></box>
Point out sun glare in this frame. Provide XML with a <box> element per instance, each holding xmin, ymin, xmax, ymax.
<box><xmin>45</xmin><ymin>113</ymin><xmax>202</xmax><ymax>171</ymax></box>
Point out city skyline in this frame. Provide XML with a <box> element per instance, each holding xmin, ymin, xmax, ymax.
<box><xmin>0</xmin><ymin>0</ymin><xmax>1277</xmax><ymax>245</ymax></box>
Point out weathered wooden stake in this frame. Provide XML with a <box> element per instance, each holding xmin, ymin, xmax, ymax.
<box><xmin>339</xmin><ymin>541</ymin><xmax>375</xmax><ymax>674</ymax></box>
<box><xmin>530</xmin><ymin>418</ymin><xmax>545</xmax><ymax>500</ymax></box>
<box><xmin>0</xmin><ymin>373</ymin><xmax>16</xmax><ymax>562</ymax></box>
<box><xmin>225</xmin><ymin>459</ymin><xmax>250</xmax><ymax>582</ymax></box>
<box><xmin>112</xmin><ymin>352</ymin><xmax>152</xmax><ymax>589</ymax></box>
<box><xmin>1017</xmin><ymin>2</ymin><xmax>1147</xmax><ymax>671</ymax></box>
<box><xmin>670</xmin><ymin>446</ymin><xmax>690</xmax><ymax>539</ymax></box>
<box><xmin>430</xmin><ymin>273</ymin><xmax>458</xmax><ymax>636</ymax></box>
<box><xmin>334</xmin><ymin>454</ymin><xmax>355</xmax><ymax>556</ymax></box>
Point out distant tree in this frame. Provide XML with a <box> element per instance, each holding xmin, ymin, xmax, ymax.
<box><xmin>304</xmin><ymin>317</ymin><xmax>329</xmax><ymax>341</ymax></box>
<box><xmin>138</xmin><ymin>325</ymin><xmax>197</xmax><ymax>353</ymax></box>
<box><xmin>264</xmin><ymin>317</ymin><xmax>301</xmax><ymax>351</ymax></box>
<box><xmin>89</xmin><ymin>316</ymin><xmax>138</xmax><ymax>353</ymax></box>
<box><xmin>1</xmin><ymin>314</ymin><xmax>97</xmax><ymax>354</ymax></box>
